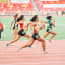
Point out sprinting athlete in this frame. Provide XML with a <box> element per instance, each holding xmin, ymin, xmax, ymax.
<box><xmin>44</xmin><ymin>16</ymin><xmax>56</xmax><ymax>43</ymax></box>
<box><xmin>10</xmin><ymin>13</ymin><xmax>20</xmax><ymax>40</ymax></box>
<box><xmin>6</xmin><ymin>15</ymin><xmax>30</xmax><ymax>47</ymax></box>
<box><xmin>18</xmin><ymin>15</ymin><xmax>48</xmax><ymax>53</ymax></box>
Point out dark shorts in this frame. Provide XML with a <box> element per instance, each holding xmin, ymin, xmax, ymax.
<box><xmin>18</xmin><ymin>30</ymin><xmax>26</xmax><ymax>36</ymax></box>
<box><xmin>46</xmin><ymin>28</ymin><xmax>52</xmax><ymax>33</ymax></box>
<box><xmin>31</xmin><ymin>33</ymin><xmax>40</xmax><ymax>40</ymax></box>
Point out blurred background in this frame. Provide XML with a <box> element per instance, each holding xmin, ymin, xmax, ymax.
<box><xmin>0</xmin><ymin>0</ymin><xmax>65</xmax><ymax>16</ymax></box>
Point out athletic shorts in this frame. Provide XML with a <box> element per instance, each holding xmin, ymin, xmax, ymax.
<box><xmin>18</xmin><ymin>30</ymin><xmax>26</xmax><ymax>36</ymax></box>
<box><xmin>46</xmin><ymin>28</ymin><xmax>52</xmax><ymax>33</ymax></box>
<box><xmin>31</xmin><ymin>33</ymin><xmax>40</xmax><ymax>40</ymax></box>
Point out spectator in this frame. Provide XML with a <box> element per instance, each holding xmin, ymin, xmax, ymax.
<box><xmin>0</xmin><ymin>22</ymin><xmax>4</xmax><ymax>39</ymax></box>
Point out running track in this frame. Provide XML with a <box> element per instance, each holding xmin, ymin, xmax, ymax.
<box><xmin>0</xmin><ymin>40</ymin><xmax>65</xmax><ymax>65</ymax></box>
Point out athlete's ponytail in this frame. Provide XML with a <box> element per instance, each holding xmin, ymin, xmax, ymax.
<box><xmin>30</xmin><ymin>15</ymin><xmax>38</xmax><ymax>22</ymax></box>
<box><xmin>17</xmin><ymin>15</ymin><xmax>24</xmax><ymax>22</ymax></box>
<box><xmin>47</xmin><ymin>16</ymin><xmax>52</xmax><ymax>20</ymax></box>
<box><xmin>14</xmin><ymin>13</ymin><xmax>18</xmax><ymax>20</ymax></box>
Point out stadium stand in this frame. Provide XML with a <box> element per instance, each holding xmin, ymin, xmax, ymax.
<box><xmin>35</xmin><ymin>0</ymin><xmax>65</xmax><ymax>11</ymax></box>
<box><xmin>0</xmin><ymin>0</ymin><xmax>35</xmax><ymax>15</ymax></box>
<box><xmin>0</xmin><ymin>0</ymin><xmax>65</xmax><ymax>15</ymax></box>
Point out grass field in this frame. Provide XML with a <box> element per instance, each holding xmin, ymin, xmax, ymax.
<box><xmin>0</xmin><ymin>16</ymin><xmax>65</xmax><ymax>41</ymax></box>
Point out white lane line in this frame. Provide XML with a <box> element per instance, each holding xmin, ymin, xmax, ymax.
<box><xmin>0</xmin><ymin>54</ymin><xmax>65</xmax><ymax>57</ymax></box>
<box><xmin>0</xmin><ymin>62</ymin><xmax>65</xmax><ymax>65</ymax></box>
<box><xmin>0</xmin><ymin>58</ymin><xmax>65</xmax><ymax>61</ymax></box>
<box><xmin>0</xmin><ymin>52</ymin><xmax>65</xmax><ymax>55</ymax></box>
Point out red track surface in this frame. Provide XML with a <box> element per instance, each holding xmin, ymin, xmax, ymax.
<box><xmin>0</xmin><ymin>40</ymin><xmax>65</xmax><ymax>65</ymax></box>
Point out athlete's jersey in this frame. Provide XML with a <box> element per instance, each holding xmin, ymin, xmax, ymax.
<box><xmin>31</xmin><ymin>23</ymin><xmax>40</xmax><ymax>40</ymax></box>
<box><xmin>20</xmin><ymin>23</ymin><xmax>24</xmax><ymax>30</ymax></box>
<box><xmin>13</xmin><ymin>20</ymin><xmax>18</xmax><ymax>30</ymax></box>
<box><xmin>34</xmin><ymin>24</ymin><xmax>39</xmax><ymax>34</ymax></box>
<box><xmin>18</xmin><ymin>21</ymin><xmax>25</xmax><ymax>36</ymax></box>
<box><xmin>46</xmin><ymin>20</ymin><xmax>53</xmax><ymax>33</ymax></box>
<box><xmin>47</xmin><ymin>20</ymin><xmax>53</xmax><ymax>29</ymax></box>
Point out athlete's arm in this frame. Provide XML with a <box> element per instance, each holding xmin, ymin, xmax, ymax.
<box><xmin>40</xmin><ymin>22</ymin><xmax>45</xmax><ymax>30</ymax></box>
<box><xmin>16</xmin><ymin>21</ymin><xmax>23</xmax><ymax>24</ymax></box>
<box><xmin>24</xmin><ymin>22</ymin><xmax>32</xmax><ymax>32</ymax></box>
<box><xmin>24</xmin><ymin>22</ymin><xmax>32</xmax><ymax>29</ymax></box>
<box><xmin>30</xmin><ymin>23</ymin><xmax>35</xmax><ymax>34</ymax></box>
<box><xmin>40</xmin><ymin>20</ymin><xmax>46</xmax><ymax>30</ymax></box>
<box><xmin>44</xmin><ymin>21</ymin><xmax>48</xmax><ymax>24</ymax></box>
<box><xmin>10</xmin><ymin>21</ymin><xmax>14</xmax><ymax>30</ymax></box>
<box><xmin>51</xmin><ymin>21</ymin><xmax>56</xmax><ymax>27</ymax></box>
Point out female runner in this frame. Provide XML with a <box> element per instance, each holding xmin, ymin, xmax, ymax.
<box><xmin>10</xmin><ymin>13</ymin><xmax>19</xmax><ymax>40</ymax></box>
<box><xmin>6</xmin><ymin>15</ymin><xmax>30</xmax><ymax>47</ymax></box>
<box><xmin>44</xmin><ymin>16</ymin><xmax>56</xmax><ymax>43</ymax></box>
<box><xmin>18</xmin><ymin>15</ymin><xmax>47</xmax><ymax>53</ymax></box>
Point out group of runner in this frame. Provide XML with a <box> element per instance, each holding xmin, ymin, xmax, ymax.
<box><xmin>6</xmin><ymin>13</ymin><xmax>56</xmax><ymax>53</ymax></box>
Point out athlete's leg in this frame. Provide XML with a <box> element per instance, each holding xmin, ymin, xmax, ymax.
<box><xmin>38</xmin><ymin>37</ymin><xmax>46</xmax><ymax>52</ymax></box>
<box><xmin>20</xmin><ymin>38</ymin><xmax>35</xmax><ymax>49</ymax></box>
<box><xmin>24</xmin><ymin>34</ymin><xmax>30</xmax><ymax>39</ymax></box>
<box><xmin>6</xmin><ymin>35</ymin><xmax>21</xmax><ymax>47</ymax></box>
<box><xmin>44</xmin><ymin>32</ymin><xmax>49</xmax><ymax>38</ymax></box>
<box><xmin>13</xmin><ymin>30</ymin><xmax>18</xmax><ymax>40</ymax></box>
<box><xmin>24</xmin><ymin>34</ymin><xmax>33</xmax><ymax>48</ymax></box>
<box><xmin>50</xmin><ymin>31</ymin><xmax>56</xmax><ymax>39</ymax></box>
